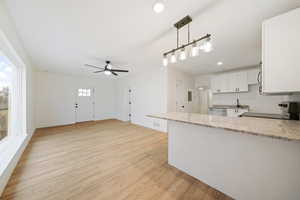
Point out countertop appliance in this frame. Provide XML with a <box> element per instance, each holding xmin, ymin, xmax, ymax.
<box><xmin>278</xmin><ymin>101</ymin><xmax>300</xmax><ymax>120</ymax></box>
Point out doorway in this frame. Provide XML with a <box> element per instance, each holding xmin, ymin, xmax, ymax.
<box><xmin>75</xmin><ymin>88</ymin><xmax>94</xmax><ymax>123</ymax></box>
<box><xmin>176</xmin><ymin>80</ymin><xmax>186</xmax><ymax>112</ymax></box>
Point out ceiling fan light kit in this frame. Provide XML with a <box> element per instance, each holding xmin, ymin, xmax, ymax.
<box><xmin>162</xmin><ymin>15</ymin><xmax>212</xmax><ymax>66</ymax></box>
<box><xmin>85</xmin><ymin>61</ymin><xmax>129</xmax><ymax>76</ymax></box>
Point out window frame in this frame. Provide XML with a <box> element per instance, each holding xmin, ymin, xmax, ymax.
<box><xmin>78</xmin><ymin>88</ymin><xmax>92</xmax><ymax>97</ymax></box>
<box><xmin>0</xmin><ymin>30</ymin><xmax>26</xmax><ymax>148</ymax></box>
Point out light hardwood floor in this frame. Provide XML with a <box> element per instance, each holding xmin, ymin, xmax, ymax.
<box><xmin>1</xmin><ymin>120</ymin><xmax>233</xmax><ymax>200</ymax></box>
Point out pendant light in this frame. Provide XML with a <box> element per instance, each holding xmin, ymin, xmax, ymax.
<box><xmin>179</xmin><ymin>48</ymin><xmax>186</xmax><ymax>60</ymax></box>
<box><xmin>190</xmin><ymin>42</ymin><xmax>199</xmax><ymax>57</ymax></box>
<box><xmin>170</xmin><ymin>52</ymin><xmax>177</xmax><ymax>63</ymax></box>
<box><xmin>163</xmin><ymin>55</ymin><xmax>168</xmax><ymax>66</ymax></box>
<box><xmin>200</xmin><ymin>37</ymin><xmax>213</xmax><ymax>52</ymax></box>
<box><xmin>162</xmin><ymin>15</ymin><xmax>212</xmax><ymax>66</ymax></box>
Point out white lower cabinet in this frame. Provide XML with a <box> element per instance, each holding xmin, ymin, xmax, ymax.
<box><xmin>227</xmin><ymin>108</ymin><xmax>249</xmax><ymax>117</ymax></box>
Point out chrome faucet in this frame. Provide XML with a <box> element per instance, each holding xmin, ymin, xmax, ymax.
<box><xmin>236</xmin><ymin>93</ymin><xmax>240</xmax><ymax>108</ymax></box>
<box><xmin>236</xmin><ymin>98</ymin><xmax>240</xmax><ymax>108</ymax></box>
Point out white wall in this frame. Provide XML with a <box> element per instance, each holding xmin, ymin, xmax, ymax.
<box><xmin>35</xmin><ymin>71</ymin><xmax>116</xmax><ymax>128</ymax></box>
<box><xmin>116</xmin><ymin>67</ymin><xmax>167</xmax><ymax>132</ymax></box>
<box><xmin>0</xmin><ymin>1</ymin><xmax>35</xmax><ymax>195</ymax></box>
<box><xmin>167</xmin><ymin>67</ymin><xmax>195</xmax><ymax>112</ymax></box>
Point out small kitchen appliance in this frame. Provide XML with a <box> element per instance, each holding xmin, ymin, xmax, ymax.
<box><xmin>278</xmin><ymin>101</ymin><xmax>300</xmax><ymax>120</ymax></box>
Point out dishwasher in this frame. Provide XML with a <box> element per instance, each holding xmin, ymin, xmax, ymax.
<box><xmin>208</xmin><ymin>108</ymin><xmax>227</xmax><ymax>116</ymax></box>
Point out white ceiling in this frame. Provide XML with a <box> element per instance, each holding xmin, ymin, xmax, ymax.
<box><xmin>4</xmin><ymin>0</ymin><xmax>300</xmax><ymax>76</ymax></box>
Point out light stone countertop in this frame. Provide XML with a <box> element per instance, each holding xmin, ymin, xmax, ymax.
<box><xmin>148</xmin><ymin>112</ymin><xmax>300</xmax><ymax>142</ymax></box>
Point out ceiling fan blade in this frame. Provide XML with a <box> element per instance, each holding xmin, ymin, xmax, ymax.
<box><xmin>93</xmin><ymin>70</ymin><xmax>105</xmax><ymax>73</ymax></box>
<box><xmin>111</xmin><ymin>71</ymin><xmax>118</xmax><ymax>76</ymax></box>
<box><xmin>111</xmin><ymin>69</ymin><xmax>129</xmax><ymax>72</ymax></box>
<box><xmin>85</xmin><ymin>64</ymin><xmax>104</xmax><ymax>70</ymax></box>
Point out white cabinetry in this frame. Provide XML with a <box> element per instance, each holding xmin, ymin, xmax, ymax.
<box><xmin>228</xmin><ymin>71</ymin><xmax>248</xmax><ymax>92</ymax></box>
<box><xmin>262</xmin><ymin>8</ymin><xmax>300</xmax><ymax>93</ymax></box>
<box><xmin>211</xmin><ymin>75</ymin><xmax>222</xmax><ymax>93</ymax></box>
<box><xmin>227</xmin><ymin>108</ymin><xmax>249</xmax><ymax>117</ymax></box>
<box><xmin>247</xmin><ymin>68</ymin><xmax>259</xmax><ymax>85</ymax></box>
<box><xmin>211</xmin><ymin>71</ymin><xmax>248</xmax><ymax>94</ymax></box>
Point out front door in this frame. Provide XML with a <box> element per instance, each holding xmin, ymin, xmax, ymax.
<box><xmin>75</xmin><ymin>88</ymin><xmax>94</xmax><ymax>123</ymax></box>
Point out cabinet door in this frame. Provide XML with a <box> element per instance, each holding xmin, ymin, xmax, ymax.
<box><xmin>262</xmin><ymin>8</ymin><xmax>300</xmax><ymax>93</ymax></box>
<box><xmin>237</xmin><ymin>108</ymin><xmax>249</xmax><ymax>116</ymax></box>
<box><xmin>227</xmin><ymin>108</ymin><xmax>249</xmax><ymax>117</ymax></box>
<box><xmin>219</xmin><ymin>74</ymin><xmax>229</xmax><ymax>93</ymax></box>
<box><xmin>247</xmin><ymin>68</ymin><xmax>260</xmax><ymax>85</ymax></box>
<box><xmin>228</xmin><ymin>72</ymin><xmax>248</xmax><ymax>93</ymax></box>
<box><xmin>226</xmin><ymin>109</ymin><xmax>237</xmax><ymax>117</ymax></box>
<box><xmin>227</xmin><ymin>72</ymin><xmax>238</xmax><ymax>93</ymax></box>
<box><xmin>236</xmin><ymin>72</ymin><xmax>248</xmax><ymax>92</ymax></box>
<box><xmin>211</xmin><ymin>76</ymin><xmax>220</xmax><ymax>93</ymax></box>
<box><xmin>211</xmin><ymin>75</ymin><xmax>227</xmax><ymax>93</ymax></box>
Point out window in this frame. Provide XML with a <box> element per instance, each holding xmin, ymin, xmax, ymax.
<box><xmin>78</xmin><ymin>88</ymin><xmax>91</xmax><ymax>97</ymax></box>
<box><xmin>0</xmin><ymin>57</ymin><xmax>12</xmax><ymax>141</ymax></box>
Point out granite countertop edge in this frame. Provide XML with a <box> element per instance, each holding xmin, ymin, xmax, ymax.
<box><xmin>148</xmin><ymin>113</ymin><xmax>300</xmax><ymax>142</ymax></box>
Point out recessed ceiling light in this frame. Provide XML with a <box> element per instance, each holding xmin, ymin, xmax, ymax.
<box><xmin>153</xmin><ymin>1</ymin><xmax>165</xmax><ymax>13</ymax></box>
<box><xmin>217</xmin><ymin>61</ymin><xmax>223</xmax><ymax>66</ymax></box>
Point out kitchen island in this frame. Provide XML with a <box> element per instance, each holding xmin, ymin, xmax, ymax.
<box><xmin>148</xmin><ymin>112</ymin><xmax>300</xmax><ymax>200</ymax></box>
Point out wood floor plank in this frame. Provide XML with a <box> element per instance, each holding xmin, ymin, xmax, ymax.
<box><xmin>1</xmin><ymin>120</ymin><xmax>233</xmax><ymax>200</ymax></box>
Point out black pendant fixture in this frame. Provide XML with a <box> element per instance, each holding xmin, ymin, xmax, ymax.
<box><xmin>162</xmin><ymin>15</ymin><xmax>212</xmax><ymax>66</ymax></box>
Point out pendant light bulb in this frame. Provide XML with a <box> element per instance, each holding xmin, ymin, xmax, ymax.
<box><xmin>179</xmin><ymin>48</ymin><xmax>186</xmax><ymax>60</ymax></box>
<box><xmin>163</xmin><ymin>55</ymin><xmax>168</xmax><ymax>66</ymax></box>
<box><xmin>170</xmin><ymin>52</ymin><xmax>177</xmax><ymax>63</ymax></box>
<box><xmin>191</xmin><ymin>42</ymin><xmax>199</xmax><ymax>57</ymax></box>
<box><xmin>200</xmin><ymin>37</ymin><xmax>213</xmax><ymax>53</ymax></box>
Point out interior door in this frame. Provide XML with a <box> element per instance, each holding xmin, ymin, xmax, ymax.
<box><xmin>176</xmin><ymin>80</ymin><xmax>186</xmax><ymax>112</ymax></box>
<box><xmin>75</xmin><ymin>88</ymin><xmax>94</xmax><ymax>123</ymax></box>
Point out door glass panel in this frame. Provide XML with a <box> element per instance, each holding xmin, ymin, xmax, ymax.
<box><xmin>0</xmin><ymin>57</ymin><xmax>12</xmax><ymax>141</ymax></box>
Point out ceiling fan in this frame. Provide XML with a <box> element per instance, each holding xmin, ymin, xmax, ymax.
<box><xmin>85</xmin><ymin>61</ymin><xmax>129</xmax><ymax>76</ymax></box>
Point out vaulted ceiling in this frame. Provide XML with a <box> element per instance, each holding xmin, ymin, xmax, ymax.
<box><xmin>5</xmin><ymin>0</ymin><xmax>300</xmax><ymax>76</ymax></box>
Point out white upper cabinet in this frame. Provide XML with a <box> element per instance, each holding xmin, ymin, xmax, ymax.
<box><xmin>262</xmin><ymin>8</ymin><xmax>300</xmax><ymax>93</ymax></box>
<box><xmin>230</xmin><ymin>71</ymin><xmax>248</xmax><ymax>92</ymax></box>
<box><xmin>247</xmin><ymin>68</ymin><xmax>260</xmax><ymax>85</ymax></box>
<box><xmin>211</xmin><ymin>75</ymin><xmax>223</xmax><ymax>93</ymax></box>
<box><xmin>211</xmin><ymin>71</ymin><xmax>248</xmax><ymax>94</ymax></box>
